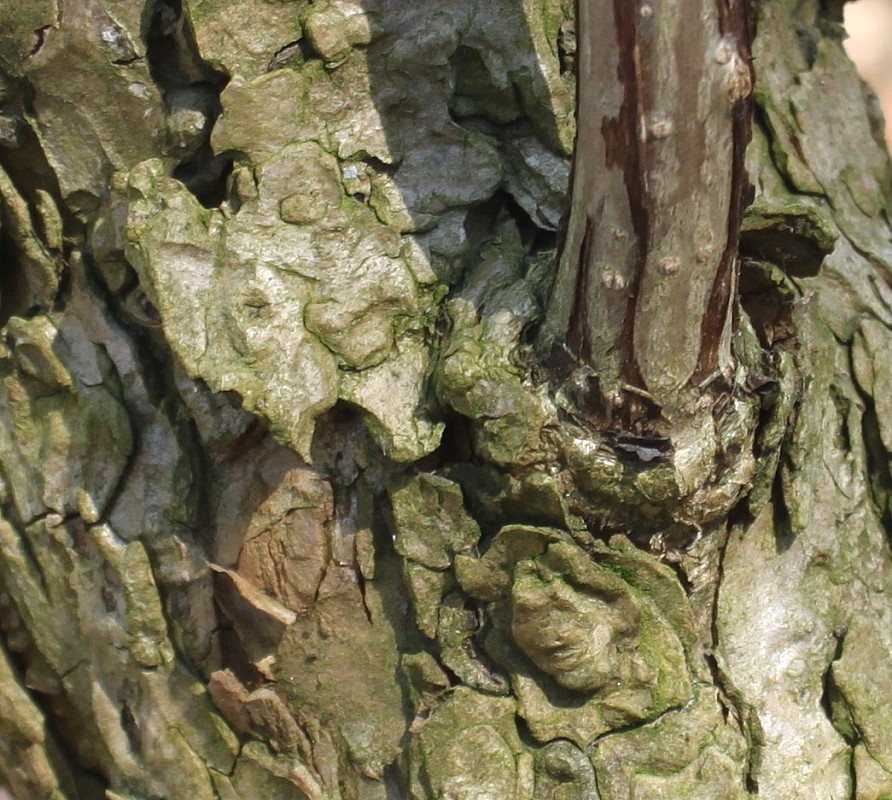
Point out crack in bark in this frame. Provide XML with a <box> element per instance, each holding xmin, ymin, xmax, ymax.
<box><xmin>143</xmin><ymin>0</ymin><xmax>231</xmax><ymax>207</ymax></box>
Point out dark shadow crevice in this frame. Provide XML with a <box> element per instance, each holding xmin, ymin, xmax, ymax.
<box><xmin>142</xmin><ymin>0</ymin><xmax>231</xmax><ymax>208</ymax></box>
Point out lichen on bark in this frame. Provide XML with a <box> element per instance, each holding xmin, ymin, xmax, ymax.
<box><xmin>0</xmin><ymin>0</ymin><xmax>891</xmax><ymax>798</ymax></box>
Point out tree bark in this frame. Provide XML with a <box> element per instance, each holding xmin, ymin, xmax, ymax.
<box><xmin>542</xmin><ymin>0</ymin><xmax>753</xmax><ymax>419</ymax></box>
<box><xmin>0</xmin><ymin>0</ymin><xmax>891</xmax><ymax>799</ymax></box>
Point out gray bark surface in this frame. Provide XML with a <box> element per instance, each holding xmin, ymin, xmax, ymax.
<box><xmin>0</xmin><ymin>0</ymin><xmax>890</xmax><ymax>799</ymax></box>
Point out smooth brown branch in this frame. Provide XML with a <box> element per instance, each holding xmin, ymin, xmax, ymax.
<box><xmin>541</xmin><ymin>0</ymin><xmax>754</xmax><ymax>430</ymax></box>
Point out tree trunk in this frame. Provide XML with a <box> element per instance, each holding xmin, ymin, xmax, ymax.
<box><xmin>0</xmin><ymin>0</ymin><xmax>890</xmax><ymax>798</ymax></box>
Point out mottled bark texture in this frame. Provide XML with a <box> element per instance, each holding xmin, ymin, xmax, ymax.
<box><xmin>0</xmin><ymin>1</ymin><xmax>890</xmax><ymax>799</ymax></box>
